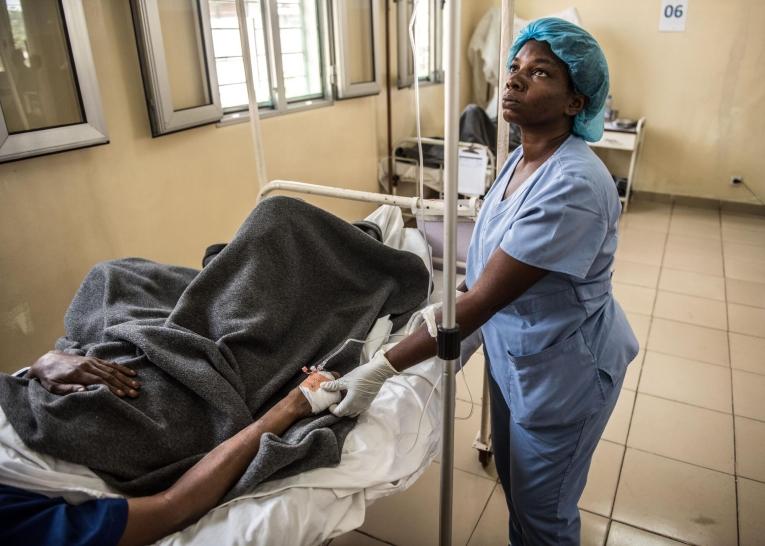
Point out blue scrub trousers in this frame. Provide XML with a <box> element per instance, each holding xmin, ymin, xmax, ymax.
<box><xmin>486</xmin><ymin>351</ymin><xmax>623</xmax><ymax>545</ymax></box>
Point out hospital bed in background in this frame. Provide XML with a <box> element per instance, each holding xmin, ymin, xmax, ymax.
<box><xmin>379</xmin><ymin>137</ymin><xmax>496</xmax><ymax>198</ymax></box>
<box><xmin>376</xmin><ymin>137</ymin><xmax>495</xmax><ymax>272</ymax></box>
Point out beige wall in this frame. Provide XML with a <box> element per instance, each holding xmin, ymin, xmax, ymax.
<box><xmin>0</xmin><ymin>0</ymin><xmax>494</xmax><ymax>372</ymax></box>
<box><xmin>515</xmin><ymin>0</ymin><xmax>765</xmax><ymax>204</ymax></box>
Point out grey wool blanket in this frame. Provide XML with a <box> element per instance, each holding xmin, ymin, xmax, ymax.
<box><xmin>0</xmin><ymin>197</ymin><xmax>429</xmax><ymax>500</ymax></box>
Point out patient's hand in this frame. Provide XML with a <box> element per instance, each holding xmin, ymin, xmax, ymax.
<box><xmin>298</xmin><ymin>370</ymin><xmax>342</xmax><ymax>414</ymax></box>
<box><xmin>28</xmin><ymin>351</ymin><xmax>141</xmax><ymax>397</ymax></box>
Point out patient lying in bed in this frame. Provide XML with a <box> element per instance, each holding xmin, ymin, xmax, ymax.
<box><xmin>0</xmin><ymin>197</ymin><xmax>430</xmax><ymax>545</ymax></box>
<box><xmin>2</xmin><ymin>366</ymin><xmax>341</xmax><ymax>546</ymax></box>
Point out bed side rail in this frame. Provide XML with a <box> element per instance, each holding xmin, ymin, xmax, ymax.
<box><xmin>258</xmin><ymin>180</ymin><xmax>481</xmax><ymax>219</ymax></box>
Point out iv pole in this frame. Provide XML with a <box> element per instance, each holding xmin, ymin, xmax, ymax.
<box><xmin>439</xmin><ymin>1</ymin><xmax>514</xmax><ymax>543</ymax></box>
<box><xmin>497</xmin><ymin>0</ymin><xmax>514</xmax><ymax>169</ymax></box>
<box><xmin>438</xmin><ymin>0</ymin><xmax>461</xmax><ymax>544</ymax></box>
<box><xmin>235</xmin><ymin>0</ymin><xmax>268</xmax><ymax>191</ymax></box>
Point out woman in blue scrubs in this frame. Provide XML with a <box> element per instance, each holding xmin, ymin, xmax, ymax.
<box><xmin>324</xmin><ymin>17</ymin><xmax>639</xmax><ymax>545</ymax></box>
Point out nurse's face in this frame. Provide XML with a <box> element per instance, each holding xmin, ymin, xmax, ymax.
<box><xmin>502</xmin><ymin>40</ymin><xmax>585</xmax><ymax>131</ymax></box>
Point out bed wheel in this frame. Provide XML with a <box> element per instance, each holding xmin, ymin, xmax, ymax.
<box><xmin>478</xmin><ymin>450</ymin><xmax>492</xmax><ymax>467</ymax></box>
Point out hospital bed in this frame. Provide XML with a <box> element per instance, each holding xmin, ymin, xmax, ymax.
<box><xmin>0</xmin><ymin>194</ymin><xmax>481</xmax><ymax>546</ymax></box>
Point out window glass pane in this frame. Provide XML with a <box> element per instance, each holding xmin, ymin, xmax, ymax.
<box><xmin>343</xmin><ymin>0</ymin><xmax>374</xmax><ymax>84</ymax></box>
<box><xmin>211</xmin><ymin>27</ymin><xmax>242</xmax><ymax>57</ymax></box>
<box><xmin>0</xmin><ymin>0</ymin><xmax>84</xmax><ymax>134</ymax></box>
<box><xmin>209</xmin><ymin>0</ymin><xmax>271</xmax><ymax>109</ymax></box>
<box><xmin>157</xmin><ymin>0</ymin><xmax>212</xmax><ymax>111</ymax></box>
<box><xmin>277</xmin><ymin>0</ymin><xmax>322</xmax><ymax>102</ymax></box>
<box><xmin>414</xmin><ymin>0</ymin><xmax>430</xmax><ymax>79</ymax></box>
<box><xmin>218</xmin><ymin>82</ymin><xmax>248</xmax><ymax>107</ymax></box>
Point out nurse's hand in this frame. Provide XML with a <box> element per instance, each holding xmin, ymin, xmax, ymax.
<box><xmin>27</xmin><ymin>351</ymin><xmax>141</xmax><ymax>397</ymax></box>
<box><xmin>320</xmin><ymin>351</ymin><xmax>398</xmax><ymax>417</ymax></box>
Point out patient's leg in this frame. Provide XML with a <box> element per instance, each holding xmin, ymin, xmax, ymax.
<box><xmin>119</xmin><ymin>371</ymin><xmax>338</xmax><ymax>546</ymax></box>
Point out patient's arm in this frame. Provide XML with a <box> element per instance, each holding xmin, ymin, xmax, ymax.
<box><xmin>118</xmin><ymin>371</ymin><xmax>337</xmax><ymax>546</ymax></box>
<box><xmin>27</xmin><ymin>351</ymin><xmax>141</xmax><ymax>397</ymax></box>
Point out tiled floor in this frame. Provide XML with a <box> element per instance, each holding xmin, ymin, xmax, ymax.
<box><xmin>331</xmin><ymin>200</ymin><xmax>764</xmax><ymax>546</ymax></box>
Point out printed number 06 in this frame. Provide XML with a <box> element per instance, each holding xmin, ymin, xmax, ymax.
<box><xmin>664</xmin><ymin>4</ymin><xmax>684</xmax><ymax>18</ymax></box>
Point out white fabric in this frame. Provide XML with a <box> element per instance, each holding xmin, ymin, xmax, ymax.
<box><xmin>467</xmin><ymin>6</ymin><xmax>582</xmax><ymax>111</ymax></box>
<box><xmin>361</xmin><ymin>314</ymin><xmax>392</xmax><ymax>362</ymax></box>
<box><xmin>467</xmin><ymin>7</ymin><xmax>502</xmax><ymax>109</ymax></box>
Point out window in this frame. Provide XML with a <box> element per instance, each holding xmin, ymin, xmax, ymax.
<box><xmin>209</xmin><ymin>1</ymin><xmax>271</xmax><ymax>110</ymax></box>
<box><xmin>332</xmin><ymin>0</ymin><xmax>381</xmax><ymax>99</ymax></box>
<box><xmin>209</xmin><ymin>0</ymin><xmax>331</xmax><ymax>115</ymax></box>
<box><xmin>131</xmin><ymin>0</ymin><xmax>222</xmax><ymax>135</ymax></box>
<box><xmin>132</xmin><ymin>0</ymin><xmax>379</xmax><ymax>131</ymax></box>
<box><xmin>0</xmin><ymin>0</ymin><xmax>107</xmax><ymax>162</ymax></box>
<box><xmin>397</xmin><ymin>0</ymin><xmax>443</xmax><ymax>88</ymax></box>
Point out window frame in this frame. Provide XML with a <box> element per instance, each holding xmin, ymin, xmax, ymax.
<box><xmin>214</xmin><ymin>0</ymin><xmax>274</xmax><ymax>114</ymax></box>
<box><xmin>130</xmin><ymin>0</ymin><xmax>223</xmax><ymax>136</ymax></box>
<box><xmin>0</xmin><ymin>0</ymin><xmax>108</xmax><ymax>163</ymax></box>
<box><xmin>331</xmin><ymin>0</ymin><xmax>381</xmax><ymax>100</ymax></box>
<box><xmin>217</xmin><ymin>0</ymin><xmax>334</xmax><ymax>121</ymax></box>
<box><xmin>396</xmin><ymin>0</ymin><xmax>443</xmax><ymax>90</ymax></box>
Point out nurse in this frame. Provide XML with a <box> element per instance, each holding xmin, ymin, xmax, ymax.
<box><xmin>323</xmin><ymin>17</ymin><xmax>639</xmax><ymax>545</ymax></box>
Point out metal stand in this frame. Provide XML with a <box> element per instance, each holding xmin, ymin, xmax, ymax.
<box><xmin>438</xmin><ymin>0</ymin><xmax>461</xmax><ymax>544</ymax></box>
<box><xmin>235</xmin><ymin>0</ymin><xmax>268</xmax><ymax>191</ymax></box>
<box><xmin>473</xmin><ymin>0</ymin><xmax>516</xmax><ymax>472</ymax></box>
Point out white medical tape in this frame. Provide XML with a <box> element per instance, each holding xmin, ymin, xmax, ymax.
<box><xmin>299</xmin><ymin>371</ymin><xmax>342</xmax><ymax>414</ymax></box>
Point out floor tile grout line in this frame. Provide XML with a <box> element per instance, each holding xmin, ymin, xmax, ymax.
<box><xmin>616</xmin><ymin>254</ymin><xmax>765</xmax><ymax>286</ymax></box>
<box><xmin>640</xmin><ymin>310</ymin><xmax>765</xmax><ymax>339</ymax></box>
<box><xmin>465</xmin><ymin>481</ymin><xmax>498</xmax><ymax>546</ymax></box>
<box><xmin>640</xmin><ymin>347</ymin><xmax>731</xmax><ymax>370</ymax></box>
<box><xmin>607</xmin><ymin>201</ymin><xmax>673</xmax><ymax>526</ymax></box>
<box><xmin>597</xmin><ymin>431</ymin><xmax>765</xmax><ymax>481</ymax></box>
<box><xmin>353</xmin><ymin>529</ymin><xmax>397</xmax><ymax>545</ymax></box>
<box><xmin>607</xmin><ymin>519</ymin><xmax>700</xmax><ymax>546</ymax></box>
<box><xmin>730</xmin><ymin>367</ymin><xmax>765</xmax><ymax>380</ymax></box>
<box><xmin>736</xmin><ymin>474</ymin><xmax>765</xmax><ymax>486</ymax></box>
<box><xmin>615</xmin><ymin>280</ymin><xmax>730</xmax><ymax>305</ymax></box>
<box><xmin>721</xmin><ymin>207</ymin><xmax>742</xmax><ymax>546</ymax></box>
<box><xmin>631</xmin><ymin>308</ymin><xmax>731</xmax><ymax>334</ymax></box>
<box><xmin>726</xmin><ymin>300</ymin><xmax>765</xmax><ymax>312</ymax></box>
<box><xmin>631</xmin><ymin>390</ymin><xmax>739</xmax><ymax>419</ymax></box>
<box><xmin>620</xmin><ymin>443</ymin><xmax>735</xmax><ymax>478</ymax></box>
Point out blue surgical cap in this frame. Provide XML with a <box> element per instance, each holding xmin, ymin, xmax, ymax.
<box><xmin>508</xmin><ymin>17</ymin><xmax>609</xmax><ymax>142</ymax></box>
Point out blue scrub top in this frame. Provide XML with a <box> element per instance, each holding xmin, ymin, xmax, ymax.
<box><xmin>466</xmin><ymin>135</ymin><xmax>639</xmax><ymax>428</ymax></box>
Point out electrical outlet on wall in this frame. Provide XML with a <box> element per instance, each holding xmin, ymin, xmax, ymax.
<box><xmin>731</xmin><ymin>176</ymin><xmax>743</xmax><ymax>185</ymax></box>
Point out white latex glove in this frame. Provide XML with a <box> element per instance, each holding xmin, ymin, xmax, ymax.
<box><xmin>320</xmin><ymin>351</ymin><xmax>399</xmax><ymax>417</ymax></box>
<box><xmin>404</xmin><ymin>290</ymin><xmax>464</xmax><ymax>337</ymax></box>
